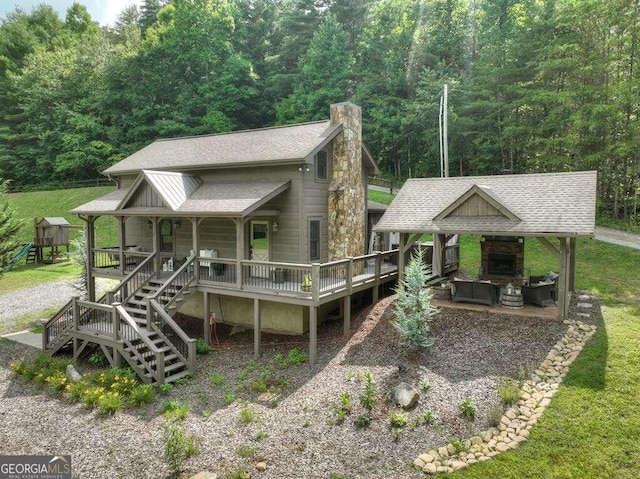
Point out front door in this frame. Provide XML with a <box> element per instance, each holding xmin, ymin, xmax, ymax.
<box><xmin>250</xmin><ymin>221</ymin><xmax>269</xmax><ymax>278</ymax></box>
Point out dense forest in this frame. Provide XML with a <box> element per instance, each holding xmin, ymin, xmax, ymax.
<box><xmin>0</xmin><ymin>0</ymin><xmax>638</xmax><ymax>222</ymax></box>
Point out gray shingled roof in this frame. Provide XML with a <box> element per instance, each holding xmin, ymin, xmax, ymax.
<box><xmin>104</xmin><ymin>121</ymin><xmax>344</xmax><ymax>174</ymax></box>
<box><xmin>71</xmin><ymin>179</ymin><xmax>290</xmax><ymax>217</ymax></box>
<box><xmin>373</xmin><ymin>171</ymin><xmax>597</xmax><ymax>236</ymax></box>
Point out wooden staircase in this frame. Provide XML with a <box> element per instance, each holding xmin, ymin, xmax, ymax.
<box><xmin>43</xmin><ymin>253</ymin><xmax>198</xmax><ymax>385</ymax></box>
<box><xmin>26</xmin><ymin>246</ymin><xmax>37</xmax><ymax>264</ymax></box>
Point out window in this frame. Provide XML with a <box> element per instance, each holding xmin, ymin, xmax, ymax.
<box><xmin>315</xmin><ymin>150</ymin><xmax>327</xmax><ymax>180</ymax></box>
<box><xmin>309</xmin><ymin>220</ymin><xmax>320</xmax><ymax>261</ymax></box>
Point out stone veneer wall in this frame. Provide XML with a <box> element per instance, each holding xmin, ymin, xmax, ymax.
<box><xmin>328</xmin><ymin>102</ymin><xmax>366</xmax><ymax>261</ymax></box>
<box><xmin>480</xmin><ymin>238</ymin><xmax>524</xmax><ymax>283</ymax></box>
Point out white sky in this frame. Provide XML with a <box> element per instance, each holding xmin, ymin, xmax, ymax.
<box><xmin>1</xmin><ymin>1</ymin><xmax>144</xmax><ymax>27</ymax></box>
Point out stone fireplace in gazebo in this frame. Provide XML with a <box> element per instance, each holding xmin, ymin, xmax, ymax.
<box><xmin>480</xmin><ymin>236</ymin><xmax>524</xmax><ymax>283</ymax></box>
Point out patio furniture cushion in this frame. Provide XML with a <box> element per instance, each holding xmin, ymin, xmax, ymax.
<box><xmin>452</xmin><ymin>279</ymin><xmax>500</xmax><ymax>306</ymax></box>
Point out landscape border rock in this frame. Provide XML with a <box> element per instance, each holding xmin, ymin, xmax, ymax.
<box><xmin>413</xmin><ymin>316</ymin><xmax>597</xmax><ymax>474</ymax></box>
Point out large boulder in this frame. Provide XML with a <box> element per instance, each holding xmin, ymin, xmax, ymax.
<box><xmin>390</xmin><ymin>382</ymin><xmax>420</xmax><ymax>410</ymax></box>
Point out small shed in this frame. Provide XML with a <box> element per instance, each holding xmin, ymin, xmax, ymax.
<box><xmin>35</xmin><ymin>217</ymin><xmax>71</xmax><ymax>247</ymax></box>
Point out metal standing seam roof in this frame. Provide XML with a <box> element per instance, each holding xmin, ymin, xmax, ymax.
<box><xmin>373</xmin><ymin>171</ymin><xmax>598</xmax><ymax>236</ymax></box>
<box><xmin>117</xmin><ymin>170</ymin><xmax>203</xmax><ymax>211</ymax></box>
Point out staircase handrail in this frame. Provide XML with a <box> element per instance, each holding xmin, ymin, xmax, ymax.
<box><xmin>42</xmin><ymin>298</ymin><xmax>74</xmax><ymax>350</ymax></box>
<box><xmin>113</xmin><ymin>304</ymin><xmax>165</xmax><ymax>384</ymax></box>
<box><xmin>149</xmin><ymin>254</ymin><xmax>196</xmax><ymax>310</ymax></box>
<box><xmin>108</xmin><ymin>252</ymin><xmax>157</xmax><ymax>304</ymax></box>
<box><xmin>147</xmin><ymin>299</ymin><xmax>196</xmax><ymax>372</ymax></box>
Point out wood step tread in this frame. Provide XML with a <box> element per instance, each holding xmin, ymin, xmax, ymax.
<box><xmin>164</xmin><ymin>370</ymin><xmax>192</xmax><ymax>384</ymax></box>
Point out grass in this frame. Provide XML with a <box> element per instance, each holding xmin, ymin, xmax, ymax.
<box><xmin>452</xmin><ymin>235</ymin><xmax>640</xmax><ymax>478</ymax></box>
<box><xmin>367</xmin><ymin>189</ymin><xmax>395</xmax><ymax>206</ymax></box>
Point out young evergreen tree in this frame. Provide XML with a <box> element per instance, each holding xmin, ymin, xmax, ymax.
<box><xmin>0</xmin><ymin>179</ymin><xmax>21</xmax><ymax>276</ymax></box>
<box><xmin>392</xmin><ymin>248</ymin><xmax>437</xmax><ymax>351</ymax></box>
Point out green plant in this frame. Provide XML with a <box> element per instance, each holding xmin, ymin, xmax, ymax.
<box><xmin>195</xmin><ymin>337</ymin><xmax>210</xmax><ymax>354</ymax></box>
<box><xmin>498</xmin><ymin>379</ymin><xmax>521</xmax><ymax>406</ymax></box>
<box><xmin>163</xmin><ymin>418</ymin><xmax>198</xmax><ymax>472</ymax></box>
<box><xmin>252</xmin><ymin>380</ymin><xmax>268</xmax><ymax>392</ymax></box>
<box><xmin>303</xmin><ymin>417</ymin><xmax>311</xmax><ymax>427</ymax></box>
<box><xmin>223</xmin><ymin>467</ymin><xmax>250</xmax><ymax>479</ymax></box>
<box><xmin>410</xmin><ymin>411</ymin><xmax>435</xmax><ymax>428</ymax></box>
<box><xmin>460</xmin><ymin>397</ymin><xmax>476</xmax><ymax>420</ymax></box>
<box><xmin>88</xmin><ymin>350</ymin><xmax>106</xmax><ymax>365</ymax></box>
<box><xmin>392</xmin><ymin>249</ymin><xmax>438</xmax><ymax>350</ymax></box>
<box><xmin>450</xmin><ymin>439</ymin><xmax>469</xmax><ymax>454</ymax></box>
<box><xmin>158</xmin><ymin>383</ymin><xmax>174</xmax><ymax>394</ymax></box>
<box><xmin>224</xmin><ymin>391</ymin><xmax>235</xmax><ymax>404</ymax></box>
<box><xmin>419</xmin><ymin>378</ymin><xmax>431</xmax><ymax>393</ymax></box>
<box><xmin>254</xmin><ymin>430</ymin><xmax>269</xmax><ymax>441</ymax></box>
<box><xmin>97</xmin><ymin>394</ymin><xmax>123</xmax><ymax>415</ymax></box>
<box><xmin>301</xmin><ymin>273</ymin><xmax>312</xmax><ymax>288</ymax></box>
<box><xmin>162</xmin><ymin>400</ymin><xmax>190</xmax><ymax>420</ymax></box>
<box><xmin>236</xmin><ymin>445</ymin><xmax>256</xmax><ymax>458</ymax></box>
<box><xmin>128</xmin><ymin>384</ymin><xmax>156</xmax><ymax>406</ymax></box>
<box><xmin>337</xmin><ymin>392</ymin><xmax>352</xmax><ymax>416</ymax></box>
<box><xmin>392</xmin><ymin>426</ymin><xmax>403</xmax><ymax>441</ymax></box>
<box><xmin>359</xmin><ymin>371</ymin><xmax>377</xmax><ymax>412</ymax></box>
<box><xmin>388</xmin><ymin>409</ymin><xmax>407</xmax><ymax>428</ymax></box>
<box><xmin>487</xmin><ymin>403</ymin><xmax>504</xmax><ymax>427</ymax></box>
<box><xmin>202</xmin><ymin>409</ymin><xmax>211</xmax><ymax>418</ymax></box>
<box><xmin>211</xmin><ymin>372</ymin><xmax>226</xmax><ymax>387</ymax></box>
<box><xmin>354</xmin><ymin>412</ymin><xmax>373</xmax><ymax>427</ymax></box>
<box><xmin>173</xmin><ymin>374</ymin><xmax>193</xmax><ymax>386</ymax></box>
<box><xmin>238</xmin><ymin>402</ymin><xmax>258</xmax><ymax>424</ymax></box>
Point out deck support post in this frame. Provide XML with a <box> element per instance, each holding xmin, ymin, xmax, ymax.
<box><xmin>191</xmin><ymin>217</ymin><xmax>200</xmax><ymax>281</ymax></box>
<box><xmin>86</xmin><ymin>217</ymin><xmax>96</xmax><ymax>302</ymax></box>
<box><xmin>309</xmin><ymin>305</ymin><xmax>317</xmax><ymax>366</ymax></box>
<box><xmin>112</xmin><ymin>303</ymin><xmax>122</xmax><ymax>367</ymax></box>
<box><xmin>234</xmin><ymin>218</ymin><xmax>247</xmax><ymax>289</ymax></box>
<box><xmin>343</xmin><ymin>295</ymin><xmax>351</xmax><ymax>337</ymax></box>
<box><xmin>203</xmin><ymin>292</ymin><xmax>211</xmax><ymax>346</ymax></box>
<box><xmin>118</xmin><ymin>217</ymin><xmax>126</xmax><ymax>276</ymax></box>
<box><xmin>557</xmin><ymin>237</ymin><xmax>572</xmax><ymax>320</ymax></box>
<box><xmin>372</xmin><ymin>252</ymin><xmax>382</xmax><ymax>303</ymax></box>
<box><xmin>254</xmin><ymin>298</ymin><xmax>261</xmax><ymax>357</ymax></box>
<box><xmin>569</xmin><ymin>237</ymin><xmax>577</xmax><ymax>292</ymax></box>
<box><xmin>151</xmin><ymin>218</ymin><xmax>160</xmax><ymax>274</ymax></box>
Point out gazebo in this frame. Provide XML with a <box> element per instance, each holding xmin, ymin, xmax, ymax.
<box><xmin>373</xmin><ymin>171</ymin><xmax>597</xmax><ymax>320</ymax></box>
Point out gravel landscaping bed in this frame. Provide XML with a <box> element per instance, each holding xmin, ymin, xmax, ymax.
<box><xmin>0</xmin><ymin>293</ymin><xmax>597</xmax><ymax>479</ymax></box>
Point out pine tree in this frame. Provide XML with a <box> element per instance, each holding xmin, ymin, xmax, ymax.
<box><xmin>0</xmin><ymin>179</ymin><xmax>21</xmax><ymax>276</ymax></box>
<box><xmin>392</xmin><ymin>248</ymin><xmax>438</xmax><ymax>351</ymax></box>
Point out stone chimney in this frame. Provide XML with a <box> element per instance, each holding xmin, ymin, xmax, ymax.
<box><xmin>328</xmin><ymin>102</ymin><xmax>366</xmax><ymax>261</ymax></box>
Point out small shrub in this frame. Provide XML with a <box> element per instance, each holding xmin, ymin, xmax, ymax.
<box><xmin>392</xmin><ymin>426</ymin><xmax>403</xmax><ymax>441</ymax></box>
<box><xmin>224</xmin><ymin>391</ymin><xmax>235</xmax><ymax>404</ymax></box>
<box><xmin>9</xmin><ymin>358</ymin><xmax>27</xmax><ymax>375</ymax></box>
<box><xmin>487</xmin><ymin>403</ymin><xmax>504</xmax><ymax>427</ymax></box>
<box><xmin>81</xmin><ymin>387</ymin><xmax>104</xmax><ymax>408</ymax></box>
<box><xmin>211</xmin><ymin>372</ymin><xmax>226</xmax><ymax>387</ymax></box>
<box><xmin>128</xmin><ymin>384</ymin><xmax>156</xmax><ymax>406</ymax></box>
<box><xmin>88</xmin><ymin>350</ymin><xmax>106</xmax><ymax>365</ymax></box>
<box><xmin>419</xmin><ymin>378</ymin><xmax>431</xmax><ymax>393</ymax></box>
<box><xmin>44</xmin><ymin>371</ymin><xmax>69</xmax><ymax>393</ymax></box>
<box><xmin>388</xmin><ymin>409</ymin><xmax>407</xmax><ymax>428</ymax></box>
<box><xmin>236</xmin><ymin>445</ymin><xmax>256</xmax><ymax>458</ymax></box>
<box><xmin>354</xmin><ymin>412</ymin><xmax>373</xmax><ymax>427</ymax></box>
<box><xmin>338</xmin><ymin>392</ymin><xmax>352</xmax><ymax>414</ymax></box>
<box><xmin>254</xmin><ymin>430</ymin><xmax>269</xmax><ymax>441</ymax></box>
<box><xmin>202</xmin><ymin>410</ymin><xmax>211</xmax><ymax>418</ymax></box>
<box><xmin>238</xmin><ymin>402</ymin><xmax>258</xmax><ymax>424</ymax></box>
<box><xmin>162</xmin><ymin>400</ymin><xmax>190</xmax><ymax>420</ymax></box>
<box><xmin>359</xmin><ymin>371</ymin><xmax>377</xmax><ymax>412</ymax></box>
<box><xmin>158</xmin><ymin>383</ymin><xmax>174</xmax><ymax>394</ymax></box>
<box><xmin>303</xmin><ymin>417</ymin><xmax>311</xmax><ymax>427</ymax></box>
<box><xmin>392</xmin><ymin>249</ymin><xmax>438</xmax><ymax>350</ymax></box>
<box><xmin>286</xmin><ymin>348</ymin><xmax>308</xmax><ymax>366</ymax></box>
<box><xmin>410</xmin><ymin>411</ymin><xmax>435</xmax><ymax>428</ymax></box>
<box><xmin>223</xmin><ymin>467</ymin><xmax>250</xmax><ymax>479</ymax></box>
<box><xmin>97</xmin><ymin>394</ymin><xmax>123</xmax><ymax>415</ymax></box>
<box><xmin>498</xmin><ymin>380</ymin><xmax>521</xmax><ymax>406</ymax></box>
<box><xmin>450</xmin><ymin>439</ymin><xmax>469</xmax><ymax>454</ymax></box>
<box><xmin>195</xmin><ymin>338</ymin><xmax>210</xmax><ymax>354</ymax></box>
<box><xmin>252</xmin><ymin>380</ymin><xmax>268</xmax><ymax>393</ymax></box>
<box><xmin>459</xmin><ymin>397</ymin><xmax>476</xmax><ymax>420</ymax></box>
<box><xmin>173</xmin><ymin>374</ymin><xmax>192</xmax><ymax>386</ymax></box>
<box><xmin>163</xmin><ymin>418</ymin><xmax>198</xmax><ymax>472</ymax></box>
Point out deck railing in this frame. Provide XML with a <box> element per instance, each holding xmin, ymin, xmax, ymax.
<box><xmin>92</xmin><ymin>248</ymin><xmax>152</xmax><ymax>275</ymax></box>
<box><xmin>148</xmin><ymin>300</ymin><xmax>196</xmax><ymax>372</ymax></box>
<box><xmin>196</xmin><ymin>249</ymin><xmax>399</xmax><ymax>300</ymax></box>
<box><xmin>149</xmin><ymin>254</ymin><xmax>196</xmax><ymax>314</ymax></box>
<box><xmin>107</xmin><ymin>253</ymin><xmax>156</xmax><ymax>304</ymax></box>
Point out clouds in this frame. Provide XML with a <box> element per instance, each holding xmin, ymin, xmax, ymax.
<box><xmin>1</xmin><ymin>0</ymin><xmax>143</xmax><ymax>26</ymax></box>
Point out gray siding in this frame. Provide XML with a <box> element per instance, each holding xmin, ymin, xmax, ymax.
<box><xmin>301</xmin><ymin>147</ymin><xmax>332</xmax><ymax>262</ymax></box>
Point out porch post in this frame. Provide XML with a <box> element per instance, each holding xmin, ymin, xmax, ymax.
<box><xmin>234</xmin><ymin>218</ymin><xmax>245</xmax><ymax>289</ymax></box>
<box><xmin>309</xmin><ymin>305</ymin><xmax>317</xmax><ymax>366</ymax></box>
<box><xmin>203</xmin><ymin>292</ymin><xmax>211</xmax><ymax>345</ymax></box>
<box><xmin>432</xmin><ymin>234</ymin><xmax>443</xmax><ymax>277</ymax></box>
<box><xmin>191</xmin><ymin>217</ymin><xmax>199</xmax><ymax>280</ymax></box>
<box><xmin>343</xmin><ymin>295</ymin><xmax>351</xmax><ymax>337</ymax></box>
<box><xmin>254</xmin><ymin>298</ymin><xmax>262</xmax><ymax>357</ymax></box>
<box><xmin>569</xmin><ymin>237</ymin><xmax>577</xmax><ymax>292</ymax></box>
<box><xmin>398</xmin><ymin>233</ymin><xmax>407</xmax><ymax>280</ymax></box>
<box><xmin>557</xmin><ymin>237</ymin><xmax>572</xmax><ymax>320</ymax></box>
<box><xmin>118</xmin><ymin>217</ymin><xmax>126</xmax><ymax>276</ymax></box>
<box><xmin>86</xmin><ymin>217</ymin><xmax>96</xmax><ymax>302</ymax></box>
<box><xmin>151</xmin><ymin>217</ymin><xmax>160</xmax><ymax>274</ymax></box>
